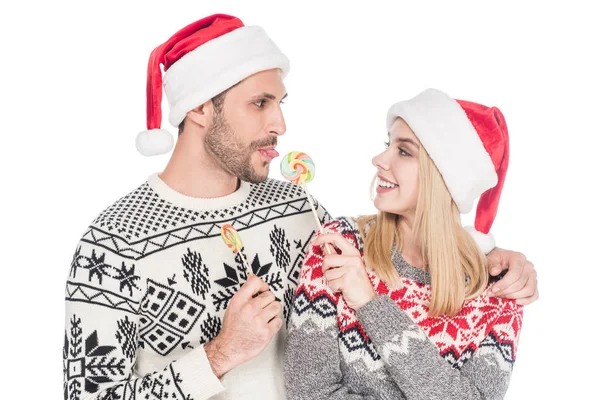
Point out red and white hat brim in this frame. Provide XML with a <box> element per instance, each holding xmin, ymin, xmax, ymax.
<box><xmin>163</xmin><ymin>25</ymin><xmax>290</xmax><ymax>127</ymax></box>
<box><xmin>387</xmin><ymin>88</ymin><xmax>498</xmax><ymax>214</ymax></box>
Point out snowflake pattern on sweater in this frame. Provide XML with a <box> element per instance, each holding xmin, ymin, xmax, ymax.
<box><xmin>285</xmin><ymin>217</ymin><xmax>523</xmax><ymax>400</ymax></box>
<box><xmin>64</xmin><ymin>173</ymin><xmax>329</xmax><ymax>400</ymax></box>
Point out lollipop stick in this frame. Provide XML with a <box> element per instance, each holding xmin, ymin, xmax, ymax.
<box><xmin>301</xmin><ymin>182</ymin><xmax>333</xmax><ymax>255</ymax></box>
<box><xmin>240</xmin><ymin>252</ymin><xmax>253</xmax><ymax>277</ymax></box>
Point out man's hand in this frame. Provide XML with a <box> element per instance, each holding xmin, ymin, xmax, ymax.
<box><xmin>486</xmin><ymin>247</ymin><xmax>539</xmax><ymax>305</ymax></box>
<box><xmin>204</xmin><ymin>275</ymin><xmax>282</xmax><ymax>379</ymax></box>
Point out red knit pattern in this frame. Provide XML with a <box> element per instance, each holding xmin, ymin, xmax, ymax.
<box><xmin>296</xmin><ymin>219</ymin><xmax>522</xmax><ymax>365</ymax></box>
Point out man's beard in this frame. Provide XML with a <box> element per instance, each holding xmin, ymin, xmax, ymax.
<box><xmin>205</xmin><ymin>109</ymin><xmax>277</xmax><ymax>184</ymax></box>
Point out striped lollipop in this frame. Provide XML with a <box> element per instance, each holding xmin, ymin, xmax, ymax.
<box><xmin>220</xmin><ymin>224</ymin><xmax>252</xmax><ymax>276</ymax></box>
<box><xmin>280</xmin><ymin>151</ymin><xmax>332</xmax><ymax>255</ymax></box>
<box><xmin>280</xmin><ymin>151</ymin><xmax>315</xmax><ymax>185</ymax></box>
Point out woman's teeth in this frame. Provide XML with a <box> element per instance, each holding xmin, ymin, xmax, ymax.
<box><xmin>377</xmin><ymin>177</ymin><xmax>398</xmax><ymax>188</ymax></box>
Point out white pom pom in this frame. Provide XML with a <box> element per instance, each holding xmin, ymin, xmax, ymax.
<box><xmin>465</xmin><ymin>226</ymin><xmax>496</xmax><ymax>254</ymax></box>
<box><xmin>135</xmin><ymin>129</ymin><xmax>174</xmax><ymax>156</ymax></box>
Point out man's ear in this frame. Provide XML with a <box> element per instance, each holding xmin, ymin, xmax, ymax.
<box><xmin>185</xmin><ymin>99</ymin><xmax>214</xmax><ymax>128</ymax></box>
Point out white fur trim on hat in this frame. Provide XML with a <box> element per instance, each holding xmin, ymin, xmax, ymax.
<box><xmin>387</xmin><ymin>89</ymin><xmax>497</xmax><ymax>214</ymax></box>
<box><xmin>135</xmin><ymin>129</ymin><xmax>174</xmax><ymax>156</ymax></box>
<box><xmin>465</xmin><ymin>226</ymin><xmax>496</xmax><ymax>254</ymax></box>
<box><xmin>163</xmin><ymin>25</ymin><xmax>290</xmax><ymax>127</ymax></box>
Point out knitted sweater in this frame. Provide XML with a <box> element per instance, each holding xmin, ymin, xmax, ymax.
<box><xmin>285</xmin><ymin>217</ymin><xmax>523</xmax><ymax>400</ymax></box>
<box><xmin>63</xmin><ymin>173</ymin><xmax>329</xmax><ymax>400</ymax></box>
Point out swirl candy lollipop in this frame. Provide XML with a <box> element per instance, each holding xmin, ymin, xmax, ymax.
<box><xmin>280</xmin><ymin>151</ymin><xmax>332</xmax><ymax>255</ymax></box>
<box><xmin>220</xmin><ymin>224</ymin><xmax>253</xmax><ymax>276</ymax></box>
<box><xmin>280</xmin><ymin>151</ymin><xmax>315</xmax><ymax>185</ymax></box>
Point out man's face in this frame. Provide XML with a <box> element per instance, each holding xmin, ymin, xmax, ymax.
<box><xmin>205</xmin><ymin>69</ymin><xmax>287</xmax><ymax>183</ymax></box>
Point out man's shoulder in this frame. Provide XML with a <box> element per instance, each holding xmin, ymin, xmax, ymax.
<box><xmin>249</xmin><ymin>178</ymin><xmax>331</xmax><ymax>221</ymax></box>
<box><xmin>248</xmin><ymin>177</ymin><xmax>309</xmax><ymax>204</ymax></box>
<box><xmin>86</xmin><ymin>178</ymin><xmax>155</xmax><ymax>241</ymax></box>
<box><xmin>254</xmin><ymin>177</ymin><xmax>301</xmax><ymax>193</ymax></box>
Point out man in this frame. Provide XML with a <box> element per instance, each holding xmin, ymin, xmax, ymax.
<box><xmin>63</xmin><ymin>14</ymin><xmax>538</xmax><ymax>400</ymax></box>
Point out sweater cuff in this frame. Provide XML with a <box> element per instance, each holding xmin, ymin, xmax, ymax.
<box><xmin>356</xmin><ymin>294</ymin><xmax>415</xmax><ymax>344</ymax></box>
<box><xmin>173</xmin><ymin>346</ymin><xmax>225</xmax><ymax>399</ymax></box>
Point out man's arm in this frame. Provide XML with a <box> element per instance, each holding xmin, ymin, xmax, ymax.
<box><xmin>64</xmin><ymin>237</ymin><xmax>224</xmax><ymax>400</ymax></box>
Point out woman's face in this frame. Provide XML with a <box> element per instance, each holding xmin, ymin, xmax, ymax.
<box><xmin>372</xmin><ymin>118</ymin><xmax>421</xmax><ymax>218</ymax></box>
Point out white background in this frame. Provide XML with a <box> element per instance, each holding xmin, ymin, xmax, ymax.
<box><xmin>1</xmin><ymin>1</ymin><xmax>598</xmax><ymax>398</ymax></box>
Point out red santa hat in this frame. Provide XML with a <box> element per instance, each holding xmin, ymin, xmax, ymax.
<box><xmin>136</xmin><ymin>14</ymin><xmax>290</xmax><ymax>156</ymax></box>
<box><xmin>386</xmin><ymin>88</ymin><xmax>510</xmax><ymax>254</ymax></box>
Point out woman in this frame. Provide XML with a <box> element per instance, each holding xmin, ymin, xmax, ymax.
<box><xmin>284</xmin><ymin>88</ymin><xmax>523</xmax><ymax>399</ymax></box>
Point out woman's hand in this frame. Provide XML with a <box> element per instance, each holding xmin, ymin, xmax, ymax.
<box><xmin>314</xmin><ymin>233</ymin><xmax>377</xmax><ymax>311</ymax></box>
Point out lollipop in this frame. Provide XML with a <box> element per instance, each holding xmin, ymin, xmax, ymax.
<box><xmin>220</xmin><ymin>224</ymin><xmax>253</xmax><ymax>276</ymax></box>
<box><xmin>280</xmin><ymin>151</ymin><xmax>315</xmax><ymax>185</ymax></box>
<box><xmin>280</xmin><ymin>151</ymin><xmax>332</xmax><ymax>255</ymax></box>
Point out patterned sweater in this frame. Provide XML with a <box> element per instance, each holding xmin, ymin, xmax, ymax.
<box><xmin>285</xmin><ymin>217</ymin><xmax>523</xmax><ymax>400</ymax></box>
<box><xmin>63</xmin><ymin>173</ymin><xmax>329</xmax><ymax>400</ymax></box>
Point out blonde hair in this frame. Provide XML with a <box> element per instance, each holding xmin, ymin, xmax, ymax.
<box><xmin>358</xmin><ymin>136</ymin><xmax>489</xmax><ymax>317</ymax></box>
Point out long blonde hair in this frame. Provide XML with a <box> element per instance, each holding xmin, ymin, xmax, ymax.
<box><xmin>358</xmin><ymin>139</ymin><xmax>489</xmax><ymax>317</ymax></box>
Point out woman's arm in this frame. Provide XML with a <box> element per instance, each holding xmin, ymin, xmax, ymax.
<box><xmin>357</xmin><ymin>295</ymin><xmax>522</xmax><ymax>400</ymax></box>
<box><xmin>284</xmin><ymin>225</ymin><xmax>376</xmax><ymax>400</ymax></box>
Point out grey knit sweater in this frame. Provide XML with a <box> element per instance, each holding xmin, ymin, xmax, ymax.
<box><xmin>284</xmin><ymin>217</ymin><xmax>523</xmax><ymax>399</ymax></box>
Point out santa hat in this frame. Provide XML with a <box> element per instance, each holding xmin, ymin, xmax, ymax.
<box><xmin>135</xmin><ymin>14</ymin><xmax>290</xmax><ymax>156</ymax></box>
<box><xmin>386</xmin><ymin>88</ymin><xmax>510</xmax><ymax>254</ymax></box>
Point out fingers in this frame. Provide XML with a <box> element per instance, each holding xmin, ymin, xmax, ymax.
<box><xmin>494</xmin><ymin>259</ymin><xmax>535</xmax><ymax>297</ymax></box>
<box><xmin>235</xmin><ymin>275</ymin><xmax>269</xmax><ymax>302</ymax></box>
<box><xmin>249</xmin><ymin>290</ymin><xmax>278</xmax><ymax>310</ymax></box>
<box><xmin>502</xmin><ymin>279</ymin><xmax>535</xmax><ymax>300</ymax></box>
<box><xmin>501</xmin><ymin>268</ymin><xmax>538</xmax><ymax>301</ymax></box>
<box><xmin>327</xmin><ymin>277</ymin><xmax>343</xmax><ymax>293</ymax></box>
<box><xmin>322</xmin><ymin>254</ymin><xmax>358</xmax><ymax>273</ymax></box>
<box><xmin>488</xmin><ymin>260</ymin><xmax>526</xmax><ymax>296</ymax></box>
<box><xmin>324</xmin><ymin>265</ymin><xmax>347</xmax><ymax>281</ymax></box>
<box><xmin>258</xmin><ymin>300</ymin><xmax>282</xmax><ymax>324</ymax></box>
<box><xmin>486</xmin><ymin>248</ymin><xmax>528</xmax><ymax>277</ymax></box>
<box><xmin>492</xmin><ymin>269</ymin><xmax>527</xmax><ymax>296</ymax></box>
<box><xmin>488</xmin><ymin>262</ymin><xmax>507</xmax><ymax>277</ymax></box>
<box><xmin>516</xmin><ymin>287</ymin><xmax>539</xmax><ymax>306</ymax></box>
<box><xmin>314</xmin><ymin>233</ymin><xmax>359</xmax><ymax>255</ymax></box>
<box><xmin>496</xmin><ymin>274</ymin><xmax>530</xmax><ymax>297</ymax></box>
<box><xmin>486</xmin><ymin>247</ymin><xmax>506</xmax><ymax>276</ymax></box>
<box><xmin>267</xmin><ymin>316</ymin><xmax>283</xmax><ymax>336</ymax></box>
